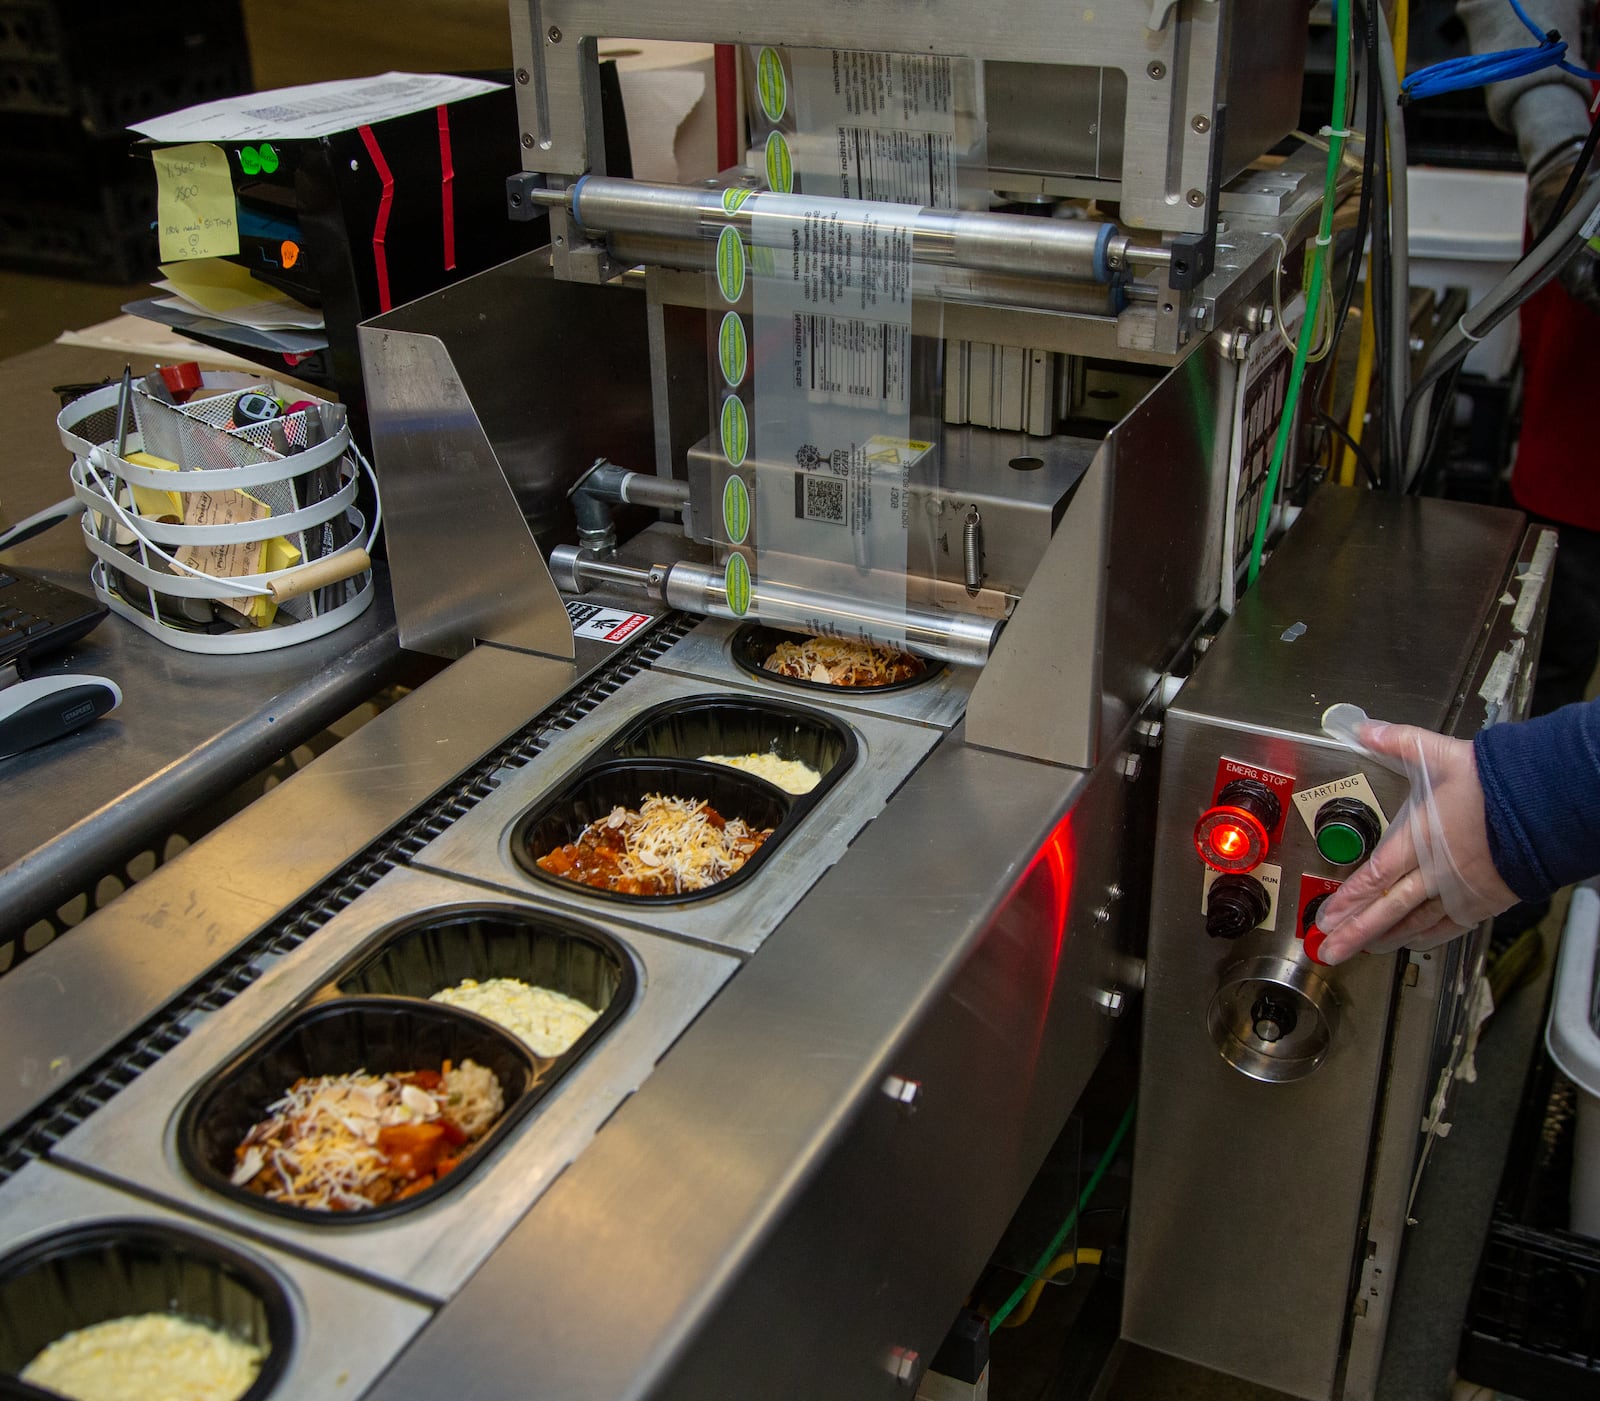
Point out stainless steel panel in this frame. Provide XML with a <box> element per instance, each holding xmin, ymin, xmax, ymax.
<box><xmin>514</xmin><ymin>3</ymin><xmax>1304</xmax><ymax>237</ymax></box>
<box><xmin>366</xmin><ymin>733</ymin><xmax>1141</xmax><ymax>1401</ymax></box>
<box><xmin>967</xmin><ymin>336</ymin><xmax>1236</xmax><ymax>766</ymax></box>
<box><xmin>653</xmin><ymin>617</ymin><xmax>977</xmax><ymax>729</ymax></box>
<box><xmin>0</xmin><ymin>644</ymin><xmax>576</xmax><ymax>1136</ymax></box>
<box><xmin>411</xmin><ymin>668</ymin><xmax>943</xmax><ymax>953</ymax></box>
<box><xmin>0</xmin><ymin>1162</ymin><xmax>429</xmax><ymax>1401</ymax></box>
<box><xmin>360</xmin><ymin>251</ymin><xmax>654</xmax><ymax>660</ymax></box>
<box><xmin>52</xmin><ymin>866</ymin><xmax>737</xmax><ymax>1302</ymax></box>
<box><xmin>1126</xmin><ymin>491</ymin><xmax>1535</xmax><ymax>1400</ymax></box>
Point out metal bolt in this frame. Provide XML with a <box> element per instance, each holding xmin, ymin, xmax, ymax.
<box><xmin>1119</xmin><ymin>753</ymin><xmax>1143</xmax><ymax>782</ymax></box>
<box><xmin>1093</xmin><ymin>906</ymin><xmax>1112</xmax><ymax>926</ymax></box>
<box><xmin>1107</xmin><ymin>883</ymin><xmax>1125</xmax><ymax>902</ymax></box>
<box><xmin>1217</xmin><ymin>329</ymin><xmax>1252</xmax><ymax>362</ymax></box>
<box><xmin>1094</xmin><ymin>986</ymin><xmax>1127</xmax><ymax>1017</ymax></box>
<box><xmin>521</xmin><ymin>133</ymin><xmax>534</xmax><ymax>149</ymax></box>
<box><xmin>881</xmin><ymin>1075</ymin><xmax>921</xmax><ymax>1111</ymax></box>
<box><xmin>1192</xmin><ymin>114</ymin><xmax>1211</xmax><ymax>133</ymax></box>
<box><xmin>1147</xmin><ymin>60</ymin><xmax>1167</xmax><ymax>80</ymax></box>
<box><xmin>349</xmin><ymin>158</ymin><xmax>359</xmax><ymax>172</ymax></box>
<box><xmin>515</xmin><ymin>68</ymin><xmax>530</xmax><ymax>84</ymax></box>
<box><xmin>547</xmin><ymin>24</ymin><xmax>562</xmax><ymax>42</ymax></box>
<box><xmin>1194</xmin><ymin>633</ymin><xmax>1214</xmax><ymax>655</ymax></box>
<box><xmin>1134</xmin><ymin>717</ymin><xmax>1164</xmax><ymax>749</ymax></box>
<box><xmin>887</xmin><ymin>1347</ymin><xmax>920</xmax><ymax>1386</ymax></box>
<box><xmin>1186</xmin><ymin>187</ymin><xmax>1206</xmax><ymax>208</ymax></box>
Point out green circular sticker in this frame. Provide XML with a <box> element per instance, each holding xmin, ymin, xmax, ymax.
<box><xmin>722</xmin><ymin>474</ymin><xmax>751</xmax><ymax>544</ymax></box>
<box><xmin>715</xmin><ymin>225</ymin><xmax>746</xmax><ymax>302</ymax></box>
<box><xmin>765</xmin><ymin>131</ymin><xmax>793</xmax><ymax>193</ymax></box>
<box><xmin>719</xmin><ymin>394</ymin><xmax>748</xmax><ymax>468</ymax></box>
<box><xmin>724</xmin><ymin>552</ymin><xmax>752</xmax><ymax>616</ymax></box>
<box><xmin>238</xmin><ymin>146</ymin><xmax>261</xmax><ymax>176</ymax></box>
<box><xmin>259</xmin><ymin>142</ymin><xmax>279</xmax><ymax>174</ymax></box>
<box><xmin>721</xmin><ymin>186</ymin><xmax>754</xmax><ymax>214</ymax></box>
<box><xmin>717</xmin><ymin>312</ymin><xmax>747</xmax><ymax>387</ymax></box>
<box><xmin>757</xmin><ymin>48</ymin><xmax>787</xmax><ymax>122</ymax></box>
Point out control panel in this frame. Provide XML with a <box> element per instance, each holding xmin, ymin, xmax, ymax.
<box><xmin>1176</xmin><ymin>754</ymin><xmax>1394</xmax><ymax>1081</ymax></box>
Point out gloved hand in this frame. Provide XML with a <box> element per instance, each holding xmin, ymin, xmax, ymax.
<box><xmin>1312</xmin><ymin>706</ymin><xmax>1518</xmax><ymax>964</ymax></box>
<box><xmin>1528</xmin><ymin>150</ymin><xmax>1600</xmax><ymax>319</ymax></box>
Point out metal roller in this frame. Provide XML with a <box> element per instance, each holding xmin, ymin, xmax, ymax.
<box><xmin>534</xmin><ymin>177</ymin><xmax>1170</xmax><ymax>285</ymax></box>
<box><xmin>549</xmin><ymin>547</ymin><xmax>1001</xmax><ymax>668</ymax></box>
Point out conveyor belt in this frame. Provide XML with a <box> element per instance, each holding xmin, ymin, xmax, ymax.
<box><xmin>0</xmin><ymin>619</ymin><xmax>693</xmax><ymax>1185</ymax></box>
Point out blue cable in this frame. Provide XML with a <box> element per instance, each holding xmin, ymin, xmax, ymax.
<box><xmin>1402</xmin><ymin>0</ymin><xmax>1600</xmax><ymax>101</ymax></box>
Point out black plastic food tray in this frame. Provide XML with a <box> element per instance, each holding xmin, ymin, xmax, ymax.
<box><xmin>607</xmin><ymin>693</ymin><xmax>857</xmax><ymax>799</ymax></box>
<box><xmin>730</xmin><ymin>623</ymin><xmax>943</xmax><ymax>693</ymax></box>
<box><xmin>511</xmin><ymin>756</ymin><xmax>791</xmax><ymax>906</ymax></box>
<box><xmin>332</xmin><ymin>903</ymin><xmax>635</xmax><ymax>1063</ymax></box>
<box><xmin>1458</xmin><ymin>1043</ymin><xmax>1600</xmax><ymax>1398</ymax></box>
<box><xmin>0</xmin><ymin>1220</ymin><xmax>292</xmax><ymax>1400</ymax></box>
<box><xmin>178</xmin><ymin>998</ymin><xmax>542</xmax><ymax>1226</ymax></box>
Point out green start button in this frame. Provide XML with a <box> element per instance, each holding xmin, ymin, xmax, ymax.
<box><xmin>1313</xmin><ymin>797</ymin><xmax>1381</xmax><ymax>866</ymax></box>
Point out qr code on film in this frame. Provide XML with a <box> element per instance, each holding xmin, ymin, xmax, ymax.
<box><xmin>798</xmin><ymin>473</ymin><xmax>847</xmax><ymax>526</ymax></box>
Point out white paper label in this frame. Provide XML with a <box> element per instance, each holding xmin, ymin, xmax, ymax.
<box><xmin>1290</xmin><ymin>773</ymin><xmax>1389</xmax><ymax>840</ymax></box>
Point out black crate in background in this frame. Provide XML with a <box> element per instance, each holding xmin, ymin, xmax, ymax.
<box><xmin>1458</xmin><ymin>1038</ymin><xmax>1600</xmax><ymax>1399</ymax></box>
<box><xmin>0</xmin><ymin>0</ymin><xmax>249</xmax><ymax>280</ymax></box>
<box><xmin>0</xmin><ymin>1</ymin><xmax>249</xmax><ymax>136</ymax></box>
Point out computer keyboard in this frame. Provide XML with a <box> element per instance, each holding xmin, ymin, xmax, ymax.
<box><xmin>0</xmin><ymin>567</ymin><xmax>108</xmax><ymax>668</ymax></box>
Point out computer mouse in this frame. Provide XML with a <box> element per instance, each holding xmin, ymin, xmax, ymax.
<box><xmin>0</xmin><ymin>674</ymin><xmax>122</xmax><ymax>760</ymax></box>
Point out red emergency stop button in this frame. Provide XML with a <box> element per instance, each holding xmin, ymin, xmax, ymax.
<box><xmin>1194</xmin><ymin>778</ymin><xmax>1282</xmax><ymax>873</ymax></box>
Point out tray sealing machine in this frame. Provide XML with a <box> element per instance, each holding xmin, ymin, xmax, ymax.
<box><xmin>0</xmin><ymin>4</ymin><xmax>1551</xmax><ymax>1398</ymax></box>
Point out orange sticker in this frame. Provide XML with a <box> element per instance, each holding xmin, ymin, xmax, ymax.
<box><xmin>280</xmin><ymin>240</ymin><xmax>299</xmax><ymax>269</ymax></box>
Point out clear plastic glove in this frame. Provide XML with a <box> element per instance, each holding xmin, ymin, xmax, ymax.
<box><xmin>1312</xmin><ymin>705</ymin><xmax>1517</xmax><ymax>964</ymax></box>
<box><xmin>1529</xmin><ymin>154</ymin><xmax>1600</xmax><ymax>319</ymax></box>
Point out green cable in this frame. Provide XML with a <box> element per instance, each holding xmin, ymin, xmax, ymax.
<box><xmin>988</xmin><ymin>1098</ymin><xmax>1137</xmax><ymax>1332</ymax></box>
<box><xmin>1247</xmin><ymin>0</ymin><xmax>1352</xmax><ymax>587</ymax></box>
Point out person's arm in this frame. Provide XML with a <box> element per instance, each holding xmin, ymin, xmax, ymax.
<box><xmin>1457</xmin><ymin>0</ymin><xmax>1591</xmax><ymax>175</ymax></box>
<box><xmin>1475</xmin><ymin>696</ymin><xmax>1600</xmax><ymax>898</ymax></box>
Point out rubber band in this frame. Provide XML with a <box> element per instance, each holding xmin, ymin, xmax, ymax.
<box><xmin>357</xmin><ymin>124</ymin><xmax>395</xmax><ymax>312</ymax></box>
<box><xmin>1314</xmin><ymin>232</ymin><xmax>1334</xmax><ymax>246</ymax></box>
<box><xmin>436</xmin><ymin>106</ymin><xmax>457</xmax><ymax>272</ymax></box>
<box><xmin>1319</xmin><ymin>125</ymin><xmax>1355</xmax><ymax>139</ymax></box>
<box><xmin>1457</xmin><ymin>315</ymin><xmax>1485</xmax><ymax>344</ymax></box>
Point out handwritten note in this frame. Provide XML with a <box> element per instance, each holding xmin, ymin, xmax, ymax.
<box><xmin>153</xmin><ymin>142</ymin><xmax>239</xmax><ymax>262</ymax></box>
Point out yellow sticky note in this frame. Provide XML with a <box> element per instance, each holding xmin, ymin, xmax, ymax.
<box><xmin>153</xmin><ymin>142</ymin><xmax>239</xmax><ymax>262</ymax></box>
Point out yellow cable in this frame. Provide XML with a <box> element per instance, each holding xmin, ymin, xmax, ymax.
<box><xmin>1337</xmin><ymin>0</ymin><xmax>1406</xmax><ymax>486</ymax></box>
<box><xmin>995</xmin><ymin>1248</ymin><xmax>1104</xmax><ymax>1330</ymax></box>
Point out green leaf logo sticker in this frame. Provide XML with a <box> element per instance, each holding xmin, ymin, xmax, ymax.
<box><xmin>721</xmin><ymin>186</ymin><xmax>753</xmax><ymax>214</ymax></box>
<box><xmin>765</xmin><ymin>132</ymin><xmax>793</xmax><ymax>194</ymax></box>
<box><xmin>258</xmin><ymin>143</ymin><xmax>279</xmax><ymax>174</ymax></box>
<box><xmin>719</xmin><ymin>394</ymin><xmax>748</xmax><ymax>468</ymax></box>
<box><xmin>757</xmin><ymin>48</ymin><xmax>787</xmax><ymax>122</ymax></box>
<box><xmin>718</xmin><ymin>312</ymin><xmax>747</xmax><ymax>387</ymax></box>
<box><xmin>724</xmin><ymin>552</ymin><xmax>752</xmax><ymax>616</ymax></box>
<box><xmin>722</xmin><ymin>474</ymin><xmax>750</xmax><ymax>545</ymax></box>
<box><xmin>238</xmin><ymin>146</ymin><xmax>261</xmax><ymax>176</ymax></box>
<box><xmin>716</xmin><ymin>225</ymin><xmax>746</xmax><ymax>302</ymax></box>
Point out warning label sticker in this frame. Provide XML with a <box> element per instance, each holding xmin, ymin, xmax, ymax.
<box><xmin>565</xmin><ymin>601</ymin><xmax>653</xmax><ymax>644</ymax></box>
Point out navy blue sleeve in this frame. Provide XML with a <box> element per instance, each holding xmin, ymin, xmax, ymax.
<box><xmin>1474</xmin><ymin>698</ymin><xmax>1600</xmax><ymax>901</ymax></box>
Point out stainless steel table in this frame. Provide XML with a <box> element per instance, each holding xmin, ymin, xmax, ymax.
<box><xmin>0</xmin><ymin>341</ymin><xmax>432</xmax><ymax>942</ymax></box>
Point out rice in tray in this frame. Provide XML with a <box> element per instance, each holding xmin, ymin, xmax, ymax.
<box><xmin>698</xmin><ymin>752</ymin><xmax>821</xmax><ymax>794</ymax></box>
<box><xmin>762</xmin><ymin>635</ymin><xmax>925</xmax><ymax>687</ymax></box>
<box><xmin>229</xmin><ymin>1060</ymin><xmax>504</xmax><ymax>1210</ymax></box>
<box><xmin>430</xmin><ymin>979</ymin><xmax>599</xmax><ymax>1057</ymax></box>
<box><xmin>22</xmin><ymin>1312</ymin><xmax>263</xmax><ymax>1401</ymax></box>
<box><xmin>535</xmin><ymin>793</ymin><xmax>772</xmax><ymax>896</ymax></box>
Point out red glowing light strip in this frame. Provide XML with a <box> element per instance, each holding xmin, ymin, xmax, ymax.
<box><xmin>436</xmin><ymin>105</ymin><xmax>457</xmax><ymax>272</ymax></box>
<box><xmin>358</xmin><ymin>124</ymin><xmax>395</xmax><ymax>312</ymax></box>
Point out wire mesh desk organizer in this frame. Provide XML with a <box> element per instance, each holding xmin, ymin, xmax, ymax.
<box><xmin>57</xmin><ymin>372</ymin><xmax>379</xmax><ymax>654</ymax></box>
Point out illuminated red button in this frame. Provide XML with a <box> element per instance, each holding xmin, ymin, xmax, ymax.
<box><xmin>1194</xmin><ymin>804</ymin><xmax>1270</xmax><ymax>873</ymax></box>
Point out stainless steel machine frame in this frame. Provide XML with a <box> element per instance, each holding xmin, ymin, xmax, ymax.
<box><xmin>0</xmin><ymin>6</ymin><xmax>1552</xmax><ymax>1400</ymax></box>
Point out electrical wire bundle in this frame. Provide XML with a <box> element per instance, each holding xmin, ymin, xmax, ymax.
<box><xmin>1250</xmin><ymin>0</ymin><xmax>1600</xmax><ymax>589</ymax></box>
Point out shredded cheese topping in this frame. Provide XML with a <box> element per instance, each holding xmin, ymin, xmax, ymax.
<box><xmin>699</xmin><ymin>752</ymin><xmax>821</xmax><ymax>794</ymax></box>
<box><xmin>430</xmin><ymin>979</ymin><xmax>599</xmax><ymax>1057</ymax></box>
<box><xmin>230</xmin><ymin>1061</ymin><xmax>503</xmax><ymax>1211</ymax></box>
<box><xmin>536</xmin><ymin>793</ymin><xmax>771</xmax><ymax>895</ymax></box>
<box><xmin>763</xmin><ymin>635</ymin><xmax>925</xmax><ymax>687</ymax></box>
<box><xmin>22</xmin><ymin>1312</ymin><xmax>263</xmax><ymax>1401</ymax></box>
